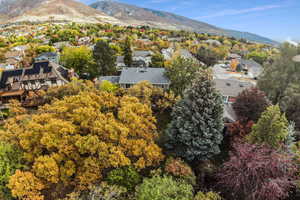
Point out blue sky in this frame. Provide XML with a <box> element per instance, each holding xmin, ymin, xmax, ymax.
<box><xmin>81</xmin><ymin>0</ymin><xmax>300</xmax><ymax>41</ymax></box>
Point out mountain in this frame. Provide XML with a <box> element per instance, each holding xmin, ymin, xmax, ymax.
<box><xmin>90</xmin><ymin>0</ymin><xmax>277</xmax><ymax>45</ymax></box>
<box><xmin>0</xmin><ymin>0</ymin><xmax>121</xmax><ymax>24</ymax></box>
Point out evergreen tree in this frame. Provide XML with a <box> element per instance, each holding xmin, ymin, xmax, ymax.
<box><xmin>150</xmin><ymin>52</ymin><xmax>165</xmax><ymax>68</ymax></box>
<box><xmin>165</xmin><ymin>69</ymin><xmax>224</xmax><ymax>162</ymax></box>
<box><xmin>93</xmin><ymin>40</ymin><xmax>117</xmax><ymax>76</ymax></box>
<box><xmin>124</xmin><ymin>37</ymin><xmax>133</xmax><ymax>67</ymax></box>
<box><xmin>247</xmin><ymin>105</ymin><xmax>289</xmax><ymax>149</ymax></box>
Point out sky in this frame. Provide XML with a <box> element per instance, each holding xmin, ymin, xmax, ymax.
<box><xmin>81</xmin><ymin>0</ymin><xmax>300</xmax><ymax>42</ymax></box>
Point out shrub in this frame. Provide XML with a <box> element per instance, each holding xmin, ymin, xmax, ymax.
<box><xmin>136</xmin><ymin>175</ymin><xmax>193</xmax><ymax>200</ymax></box>
<box><xmin>107</xmin><ymin>166</ymin><xmax>142</xmax><ymax>191</ymax></box>
<box><xmin>194</xmin><ymin>191</ymin><xmax>222</xmax><ymax>200</ymax></box>
<box><xmin>164</xmin><ymin>157</ymin><xmax>196</xmax><ymax>185</ymax></box>
<box><xmin>217</xmin><ymin>143</ymin><xmax>296</xmax><ymax>200</ymax></box>
<box><xmin>227</xmin><ymin>119</ymin><xmax>254</xmax><ymax>143</ymax></box>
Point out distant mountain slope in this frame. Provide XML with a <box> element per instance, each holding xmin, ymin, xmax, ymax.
<box><xmin>0</xmin><ymin>0</ymin><xmax>121</xmax><ymax>24</ymax></box>
<box><xmin>91</xmin><ymin>0</ymin><xmax>277</xmax><ymax>45</ymax></box>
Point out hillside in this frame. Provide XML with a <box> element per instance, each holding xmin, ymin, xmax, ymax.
<box><xmin>90</xmin><ymin>0</ymin><xmax>278</xmax><ymax>45</ymax></box>
<box><xmin>0</xmin><ymin>0</ymin><xmax>121</xmax><ymax>24</ymax></box>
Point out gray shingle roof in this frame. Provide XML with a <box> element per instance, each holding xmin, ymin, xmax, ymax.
<box><xmin>223</xmin><ymin>104</ymin><xmax>237</xmax><ymax>123</ymax></box>
<box><xmin>239</xmin><ymin>59</ymin><xmax>262</xmax><ymax>78</ymax></box>
<box><xmin>133</xmin><ymin>51</ymin><xmax>152</xmax><ymax>57</ymax></box>
<box><xmin>214</xmin><ymin>79</ymin><xmax>254</xmax><ymax>97</ymax></box>
<box><xmin>119</xmin><ymin>67</ymin><xmax>170</xmax><ymax>85</ymax></box>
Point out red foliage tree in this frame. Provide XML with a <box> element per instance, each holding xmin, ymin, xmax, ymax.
<box><xmin>233</xmin><ymin>87</ymin><xmax>271</xmax><ymax>122</ymax></box>
<box><xmin>227</xmin><ymin>119</ymin><xmax>254</xmax><ymax>143</ymax></box>
<box><xmin>217</xmin><ymin>143</ymin><xmax>296</xmax><ymax>200</ymax></box>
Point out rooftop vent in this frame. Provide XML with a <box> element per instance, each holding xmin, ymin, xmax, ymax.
<box><xmin>226</xmin><ymin>82</ymin><xmax>231</xmax><ymax>86</ymax></box>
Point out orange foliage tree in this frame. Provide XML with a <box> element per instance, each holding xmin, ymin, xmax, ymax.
<box><xmin>1</xmin><ymin>91</ymin><xmax>164</xmax><ymax>199</ymax></box>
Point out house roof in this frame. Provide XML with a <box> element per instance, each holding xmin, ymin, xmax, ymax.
<box><xmin>214</xmin><ymin>79</ymin><xmax>254</xmax><ymax>97</ymax></box>
<box><xmin>223</xmin><ymin>104</ymin><xmax>237</xmax><ymax>123</ymax></box>
<box><xmin>37</xmin><ymin>52</ymin><xmax>58</xmax><ymax>58</ymax></box>
<box><xmin>133</xmin><ymin>51</ymin><xmax>152</xmax><ymax>57</ymax></box>
<box><xmin>119</xmin><ymin>67</ymin><xmax>170</xmax><ymax>85</ymax></box>
<box><xmin>116</xmin><ymin>56</ymin><xmax>125</xmax><ymax>64</ymax></box>
<box><xmin>239</xmin><ymin>59</ymin><xmax>262</xmax><ymax>78</ymax></box>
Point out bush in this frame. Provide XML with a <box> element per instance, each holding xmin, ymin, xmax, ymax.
<box><xmin>107</xmin><ymin>166</ymin><xmax>142</xmax><ymax>191</ymax></box>
<box><xmin>136</xmin><ymin>176</ymin><xmax>193</xmax><ymax>200</ymax></box>
<box><xmin>194</xmin><ymin>191</ymin><xmax>222</xmax><ymax>200</ymax></box>
<box><xmin>164</xmin><ymin>158</ymin><xmax>196</xmax><ymax>185</ymax></box>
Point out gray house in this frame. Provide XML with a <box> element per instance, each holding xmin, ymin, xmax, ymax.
<box><xmin>98</xmin><ymin>67</ymin><xmax>170</xmax><ymax>89</ymax></box>
<box><xmin>238</xmin><ymin>59</ymin><xmax>263</xmax><ymax>79</ymax></box>
<box><xmin>35</xmin><ymin>52</ymin><xmax>59</xmax><ymax>64</ymax></box>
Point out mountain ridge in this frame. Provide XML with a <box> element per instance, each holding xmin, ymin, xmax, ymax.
<box><xmin>90</xmin><ymin>0</ymin><xmax>278</xmax><ymax>45</ymax></box>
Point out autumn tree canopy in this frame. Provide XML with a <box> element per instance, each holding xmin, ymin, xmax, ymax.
<box><xmin>1</xmin><ymin>91</ymin><xmax>164</xmax><ymax>200</ymax></box>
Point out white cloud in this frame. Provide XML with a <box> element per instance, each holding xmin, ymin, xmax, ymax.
<box><xmin>196</xmin><ymin>4</ymin><xmax>283</xmax><ymax>19</ymax></box>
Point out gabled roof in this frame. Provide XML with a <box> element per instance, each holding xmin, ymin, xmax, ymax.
<box><xmin>119</xmin><ymin>67</ymin><xmax>170</xmax><ymax>85</ymax></box>
<box><xmin>133</xmin><ymin>51</ymin><xmax>152</xmax><ymax>57</ymax></box>
<box><xmin>37</xmin><ymin>52</ymin><xmax>58</xmax><ymax>58</ymax></box>
<box><xmin>98</xmin><ymin>76</ymin><xmax>120</xmax><ymax>84</ymax></box>
<box><xmin>214</xmin><ymin>79</ymin><xmax>254</xmax><ymax>97</ymax></box>
<box><xmin>239</xmin><ymin>59</ymin><xmax>263</xmax><ymax>78</ymax></box>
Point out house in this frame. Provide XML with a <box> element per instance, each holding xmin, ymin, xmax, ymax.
<box><xmin>53</xmin><ymin>41</ymin><xmax>70</xmax><ymax>50</ymax></box>
<box><xmin>78</xmin><ymin>37</ymin><xmax>91</xmax><ymax>46</ymax></box>
<box><xmin>227</xmin><ymin>53</ymin><xmax>241</xmax><ymax>60</ymax></box>
<box><xmin>35</xmin><ymin>52</ymin><xmax>59</xmax><ymax>64</ymax></box>
<box><xmin>204</xmin><ymin>39</ymin><xmax>222</xmax><ymax>46</ymax></box>
<box><xmin>161</xmin><ymin>47</ymin><xmax>174</xmax><ymax>60</ymax></box>
<box><xmin>238</xmin><ymin>59</ymin><xmax>263</xmax><ymax>79</ymax></box>
<box><xmin>0</xmin><ymin>61</ymin><xmax>74</xmax><ymax>105</ymax></box>
<box><xmin>116</xmin><ymin>56</ymin><xmax>126</xmax><ymax>69</ymax></box>
<box><xmin>98</xmin><ymin>67</ymin><xmax>170</xmax><ymax>89</ymax></box>
<box><xmin>132</xmin><ymin>50</ymin><xmax>153</xmax><ymax>67</ymax></box>
<box><xmin>214</xmin><ymin>79</ymin><xmax>254</xmax><ymax>123</ymax></box>
<box><xmin>214</xmin><ymin>79</ymin><xmax>254</xmax><ymax>104</ymax></box>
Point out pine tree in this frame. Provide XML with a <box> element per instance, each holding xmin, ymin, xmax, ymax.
<box><xmin>93</xmin><ymin>40</ymin><xmax>117</xmax><ymax>76</ymax></box>
<box><xmin>165</xmin><ymin>69</ymin><xmax>224</xmax><ymax>162</ymax></box>
<box><xmin>124</xmin><ymin>37</ymin><xmax>133</xmax><ymax>67</ymax></box>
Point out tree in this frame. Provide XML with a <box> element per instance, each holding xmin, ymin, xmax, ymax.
<box><xmin>60</xmin><ymin>46</ymin><xmax>94</xmax><ymax>77</ymax></box>
<box><xmin>165</xmin><ymin>56</ymin><xmax>202</xmax><ymax>96</ymax></box>
<box><xmin>136</xmin><ymin>176</ymin><xmax>193</xmax><ymax>200</ymax></box>
<box><xmin>233</xmin><ymin>87</ymin><xmax>271</xmax><ymax>122</ymax></box>
<box><xmin>123</xmin><ymin>37</ymin><xmax>133</xmax><ymax>67</ymax></box>
<box><xmin>247</xmin><ymin>50</ymin><xmax>268</xmax><ymax>65</ymax></box>
<box><xmin>1</xmin><ymin>91</ymin><xmax>164</xmax><ymax>199</ymax></box>
<box><xmin>0</xmin><ymin>143</ymin><xmax>24</xmax><ymax>200</ymax></box>
<box><xmin>247</xmin><ymin>105</ymin><xmax>289</xmax><ymax>149</ymax></box>
<box><xmin>258</xmin><ymin>43</ymin><xmax>300</xmax><ymax>104</ymax></box>
<box><xmin>150</xmin><ymin>52</ymin><xmax>165</xmax><ymax>68</ymax></box>
<box><xmin>227</xmin><ymin>119</ymin><xmax>254</xmax><ymax>143</ymax></box>
<box><xmin>35</xmin><ymin>45</ymin><xmax>56</xmax><ymax>54</ymax></box>
<box><xmin>8</xmin><ymin>170</ymin><xmax>45</xmax><ymax>200</ymax></box>
<box><xmin>217</xmin><ymin>143</ymin><xmax>296</xmax><ymax>200</ymax></box>
<box><xmin>93</xmin><ymin>40</ymin><xmax>117</xmax><ymax>76</ymax></box>
<box><xmin>165</xmin><ymin>69</ymin><xmax>224</xmax><ymax>162</ymax></box>
<box><xmin>280</xmin><ymin>84</ymin><xmax>300</xmax><ymax>130</ymax></box>
<box><xmin>195</xmin><ymin>46</ymin><xmax>220</xmax><ymax>67</ymax></box>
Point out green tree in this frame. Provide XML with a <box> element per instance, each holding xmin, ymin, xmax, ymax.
<box><xmin>165</xmin><ymin>69</ymin><xmax>224</xmax><ymax>162</ymax></box>
<box><xmin>247</xmin><ymin>50</ymin><xmax>268</xmax><ymax>65</ymax></box>
<box><xmin>195</xmin><ymin>46</ymin><xmax>220</xmax><ymax>67</ymax></box>
<box><xmin>60</xmin><ymin>46</ymin><xmax>94</xmax><ymax>77</ymax></box>
<box><xmin>93</xmin><ymin>40</ymin><xmax>117</xmax><ymax>76</ymax></box>
<box><xmin>165</xmin><ymin>56</ymin><xmax>202</xmax><ymax>96</ymax></box>
<box><xmin>35</xmin><ymin>45</ymin><xmax>56</xmax><ymax>54</ymax></box>
<box><xmin>247</xmin><ymin>105</ymin><xmax>289</xmax><ymax>149</ymax></box>
<box><xmin>280</xmin><ymin>84</ymin><xmax>300</xmax><ymax>130</ymax></box>
<box><xmin>136</xmin><ymin>176</ymin><xmax>193</xmax><ymax>200</ymax></box>
<box><xmin>123</xmin><ymin>37</ymin><xmax>133</xmax><ymax>67</ymax></box>
<box><xmin>258</xmin><ymin>43</ymin><xmax>300</xmax><ymax>104</ymax></box>
<box><xmin>150</xmin><ymin>52</ymin><xmax>165</xmax><ymax>68</ymax></box>
<box><xmin>0</xmin><ymin>143</ymin><xmax>23</xmax><ymax>200</ymax></box>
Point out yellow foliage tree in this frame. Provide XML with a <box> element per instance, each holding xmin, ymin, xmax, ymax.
<box><xmin>2</xmin><ymin>91</ymin><xmax>164</xmax><ymax>199</ymax></box>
